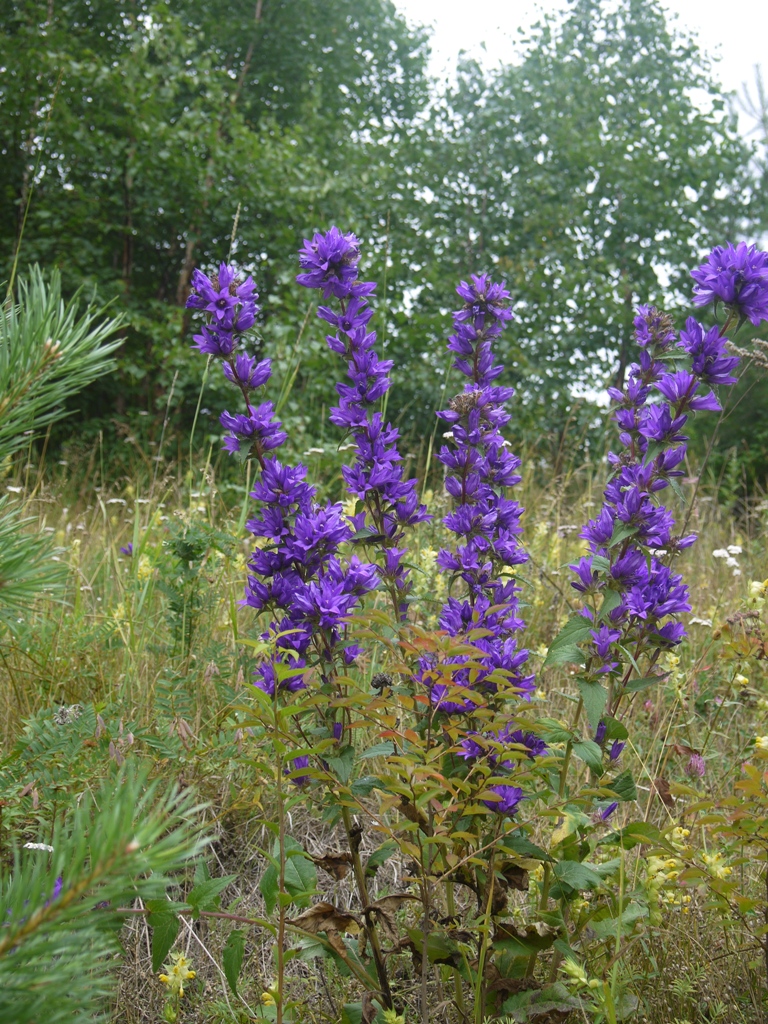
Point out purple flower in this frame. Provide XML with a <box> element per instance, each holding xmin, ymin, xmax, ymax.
<box><xmin>595</xmin><ymin>721</ymin><xmax>607</xmax><ymax>746</ymax></box>
<box><xmin>503</xmin><ymin>728</ymin><xmax>548</xmax><ymax>759</ymax></box>
<box><xmin>691</xmin><ymin>242</ymin><xmax>768</xmax><ymax>326</ymax></box>
<box><xmin>220</xmin><ymin>405</ymin><xmax>288</xmax><ymax>457</ymax></box>
<box><xmin>482</xmin><ymin>784</ymin><xmax>524</xmax><ymax>816</ymax></box>
<box><xmin>297</xmin><ymin>227</ymin><xmax>364</xmax><ymax>299</ymax></box>
<box><xmin>685</xmin><ymin>752</ymin><xmax>706</xmax><ymax>778</ymax></box>
<box><xmin>286</xmin><ymin>755</ymin><xmax>310</xmax><ymax>786</ymax></box>
<box><xmin>422</xmin><ymin>274</ymin><xmax>533</xmax><ymax>706</ymax></box>
<box><xmin>120</xmin><ymin>543</ymin><xmax>133</xmax><ymax>557</ymax></box>
<box><xmin>608</xmin><ymin>740</ymin><xmax>625</xmax><ymax>762</ymax></box>
<box><xmin>677</xmin><ymin>318</ymin><xmax>739</xmax><ymax>386</ymax></box>
<box><xmin>223</xmin><ymin>354</ymin><xmax>272</xmax><ymax>391</ymax></box>
<box><xmin>595</xmin><ymin>802</ymin><xmax>618</xmax><ymax>823</ymax></box>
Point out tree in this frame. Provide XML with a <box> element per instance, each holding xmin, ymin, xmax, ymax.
<box><xmin>387</xmin><ymin>0</ymin><xmax>755</xmax><ymax>448</ymax></box>
<box><xmin>0</xmin><ymin>0</ymin><xmax>429</xmax><ymax>428</ymax></box>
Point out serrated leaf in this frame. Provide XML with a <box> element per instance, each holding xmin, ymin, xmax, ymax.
<box><xmin>623</xmin><ymin>673</ymin><xmax>668</xmax><ymax>693</ymax></box>
<box><xmin>576</xmin><ymin>679</ymin><xmax>607</xmax><ymax>731</ymax></box>
<box><xmin>351</xmin><ymin>775</ymin><xmax>381</xmax><ymax>796</ymax></box>
<box><xmin>598</xmin><ymin>588</ymin><xmax>623</xmax><ymax>621</ymax></box>
<box><xmin>552</xmin><ymin>860</ymin><xmax>604</xmax><ymax>891</ymax></box>
<box><xmin>187</xmin><ymin>875</ymin><xmax>235</xmax><ymax>912</ymax></box>
<box><xmin>223</xmin><ymin>929</ymin><xmax>245</xmax><ymax>995</ymax></box>
<box><xmin>365</xmin><ymin>840</ymin><xmax>398</xmax><ymax>877</ymax></box>
<box><xmin>149</xmin><ymin>911</ymin><xmax>179</xmax><ymax>973</ymax></box>
<box><xmin>503</xmin><ymin>831</ymin><xmax>553</xmax><ymax>862</ymax></box>
<box><xmin>572</xmin><ymin>738</ymin><xmax>604</xmax><ymax>774</ymax></box>
<box><xmin>260</xmin><ymin>837</ymin><xmax>317</xmax><ymax>914</ymax></box>
<box><xmin>360</xmin><ymin>740</ymin><xmax>397</xmax><ymax>759</ymax></box>
<box><xmin>609</xmin><ymin>521</ymin><xmax>637</xmax><ymax>547</ymax></box>
<box><xmin>607</xmin><ymin>769</ymin><xmax>637</xmax><ymax>802</ymax></box>
<box><xmin>543</xmin><ymin>616</ymin><xmax>592</xmax><ymax>668</ymax></box>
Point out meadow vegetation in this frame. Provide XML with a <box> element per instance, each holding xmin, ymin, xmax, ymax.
<box><xmin>4</xmin><ymin>2</ymin><xmax>768</xmax><ymax>1023</ymax></box>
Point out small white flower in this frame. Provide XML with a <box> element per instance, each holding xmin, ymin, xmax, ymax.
<box><xmin>725</xmin><ymin>556</ymin><xmax>739</xmax><ymax>568</ymax></box>
<box><xmin>732</xmin><ymin>568</ymin><xmax>742</xmax><ymax>577</ymax></box>
<box><xmin>688</xmin><ymin>616</ymin><xmax>712</xmax><ymax>627</ymax></box>
<box><xmin>712</xmin><ymin>548</ymin><xmax>729</xmax><ymax>559</ymax></box>
<box><xmin>727</xmin><ymin>545</ymin><xmax>742</xmax><ymax>555</ymax></box>
<box><xmin>24</xmin><ymin>843</ymin><xmax>55</xmax><ymax>852</ymax></box>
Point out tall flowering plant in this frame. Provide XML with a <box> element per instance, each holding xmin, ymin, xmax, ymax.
<box><xmin>182</xmin><ymin>238</ymin><xmax>768</xmax><ymax>1024</ymax></box>
<box><xmin>296</xmin><ymin>227</ymin><xmax>430</xmax><ymax>619</ymax></box>
<box><xmin>187</xmin><ymin>262</ymin><xmax>379</xmax><ymax>702</ymax></box>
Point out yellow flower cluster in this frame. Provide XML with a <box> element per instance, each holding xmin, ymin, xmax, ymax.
<box><xmin>645</xmin><ymin>855</ymin><xmax>690</xmax><ymax>920</ymax></box>
<box><xmin>701</xmin><ymin>851</ymin><xmax>732</xmax><ymax>880</ymax></box>
<box><xmin>159</xmin><ymin>952</ymin><xmax>196</xmax><ymax>997</ymax></box>
<box><xmin>748</xmin><ymin>579</ymin><xmax>768</xmax><ymax>608</ymax></box>
<box><xmin>561</xmin><ymin>957</ymin><xmax>600</xmax><ymax>990</ymax></box>
<box><xmin>410</xmin><ymin>544</ymin><xmax>448</xmax><ymax>627</ymax></box>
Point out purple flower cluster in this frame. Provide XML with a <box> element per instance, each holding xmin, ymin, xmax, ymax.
<box><xmin>419</xmin><ymin>274</ymin><xmax>534</xmax><ymax>723</ymax></box>
<box><xmin>568</xmin><ymin>250</ymin><xmax>747</xmax><ymax>703</ymax></box>
<box><xmin>187</xmin><ymin>262</ymin><xmax>379</xmax><ymax>698</ymax></box>
<box><xmin>297</xmin><ymin>229</ymin><xmax>429</xmax><ymax>617</ymax></box>
<box><xmin>186</xmin><ymin>264</ymin><xmax>280</xmax><ymax>463</ymax></box>
<box><xmin>411</xmin><ymin>274</ymin><xmax>537</xmax><ymax>816</ymax></box>
<box><xmin>691</xmin><ymin>241</ymin><xmax>768</xmax><ymax>327</ymax></box>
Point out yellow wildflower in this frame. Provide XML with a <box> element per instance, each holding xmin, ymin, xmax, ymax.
<box><xmin>159</xmin><ymin>952</ymin><xmax>196</xmax><ymax>998</ymax></box>
<box><xmin>701</xmin><ymin>852</ymin><xmax>732</xmax><ymax>880</ymax></box>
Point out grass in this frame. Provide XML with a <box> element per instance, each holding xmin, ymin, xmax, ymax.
<box><xmin>1</xmin><ymin>434</ymin><xmax>768</xmax><ymax>1023</ymax></box>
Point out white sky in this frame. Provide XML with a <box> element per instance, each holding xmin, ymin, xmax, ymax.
<box><xmin>397</xmin><ymin>0</ymin><xmax>767</xmax><ymax>138</ymax></box>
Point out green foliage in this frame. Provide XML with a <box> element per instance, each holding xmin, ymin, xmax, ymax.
<box><xmin>0</xmin><ymin>767</ymin><xmax>206</xmax><ymax>1024</ymax></box>
<box><xmin>0</xmin><ymin>266</ymin><xmax>120</xmax><ymax>615</ymax></box>
<box><xmin>0</xmin><ymin>0</ymin><xmax>429</xmax><ymax>431</ymax></box>
<box><xmin>0</xmin><ymin>266</ymin><xmax>121</xmax><ymax>461</ymax></box>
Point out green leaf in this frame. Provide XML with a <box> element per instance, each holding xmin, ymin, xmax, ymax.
<box><xmin>598</xmin><ymin>588</ymin><xmax>623</xmax><ymax>621</ymax></box>
<box><xmin>325</xmin><ymin>744</ymin><xmax>356</xmax><ymax>784</ymax></box>
<box><xmin>260</xmin><ymin>837</ymin><xmax>317</xmax><ymax>914</ymax></box>
<box><xmin>186</xmin><ymin>875</ymin><xmax>235</xmax><ymax>913</ymax></box>
<box><xmin>576</xmin><ymin>679</ymin><xmax>607</xmax><ymax>731</ymax></box>
<box><xmin>543</xmin><ymin>616</ymin><xmax>592</xmax><ymax>668</ymax></box>
<box><xmin>572</xmin><ymin>739</ymin><xmax>604</xmax><ymax>774</ymax></box>
<box><xmin>588</xmin><ymin>903</ymin><xmax>647</xmax><ymax>939</ymax></box>
<box><xmin>503</xmin><ymin>831</ymin><xmax>552</xmax><ymax>862</ymax></box>
<box><xmin>602</xmin><ymin>716</ymin><xmax>628</xmax><ymax>741</ymax></box>
<box><xmin>502</xmin><ymin>981</ymin><xmax>582</xmax><ymax>1018</ymax></box>
<box><xmin>552</xmin><ymin>860</ymin><xmax>604</xmax><ymax>891</ymax></box>
<box><xmin>259</xmin><ymin>863</ymin><xmax>280</xmax><ymax>916</ymax></box>
<box><xmin>341</xmin><ymin>1003</ymin><xmax>364</xmax><ymax>1024</ymax></box>
<box><xmin>150</xmin><ymin>912</ymin><xmax>180</xmax><ymax>973</ymax></box>
<box><xmin>607</xmin><ymin>769</ymin><xmax>637</xmax><ymax>802</ymax></box>
<box><xmin>365</xmin><ymin>840</ymin><xmax>398</xmax><ymax>877</ymax></box>
<box><xmin>360</xmin><ymin>741</ymin><xmax>397</xmax><ymax>759</ymax></box>
<box><xmin>609</xmin><ymin>521</ymin><xmax>637</xmax><ymax>548</ymax></box>
<box><xmin>351</xmin><ymin>775</ymin><xmax>381</xmax><ymax>797</ymax></box>
<box><xmin>623</xmin><ymin>673</ymin><xmax>667</xmax><ymax>693</ymax></box>
<box><xmin>223</xmin><ymin>929</ymin><xmax>246</xmax><ymax>996</ymax></box>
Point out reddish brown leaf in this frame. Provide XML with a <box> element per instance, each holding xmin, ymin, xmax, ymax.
<box><xmin>312</xmin><ymin>852</ymin><xmax>353</xmax><ymax>881</ymax></box>
<box><xmin>291</xmin><ymin>901</ymin><xmax>361</xmax><ymax>937</ymax></box>
<box><xmin>652</xmin><ymin>777</ymin><xmax>675</xmax><ymax>807</ymax></box>
<box><xmin>364</xmin><ymin>893</ymin><xmax>419</xmax><ymax>941</ymax></box>
<box><xmin>501</xmin><ymin>863</ymin><xmax>530</xmax><ymax>891</ymax></box>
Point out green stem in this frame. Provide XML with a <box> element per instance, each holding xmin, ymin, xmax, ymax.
<box><xmin>274</xmin><ymin>697</ymin><xmax>286</xmax><ymax>1024</ymax></box>
<box><xmin>340</xmin><ymin>805</ymin><xmax>393</xmax><ymax>1010</ymax></box>
<box><xmin>474</xmin><ymin>824</ymin><xmax>501</xmax><ymax>1024</ymax></box>
<box><xmin>445</xmin><ymin>881</ymin><xmax>468</xmax><ymax>1020</ymax></box>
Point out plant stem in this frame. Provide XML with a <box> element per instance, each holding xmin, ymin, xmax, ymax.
<box><xmin>274</xmin><ymin>697</ymin><xmax>286</xmax><ymax>1024</ymax></box>
<box><xmin>340</xmin><ymin>804</ymin><xmax>394</xmax><ymax>1009</ymax></box>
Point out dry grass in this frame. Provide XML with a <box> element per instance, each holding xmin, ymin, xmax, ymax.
<box><xmin>1</xmin><ymin>438</ymin><xmax>767</xmax><ymax>1023</ymax></box>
